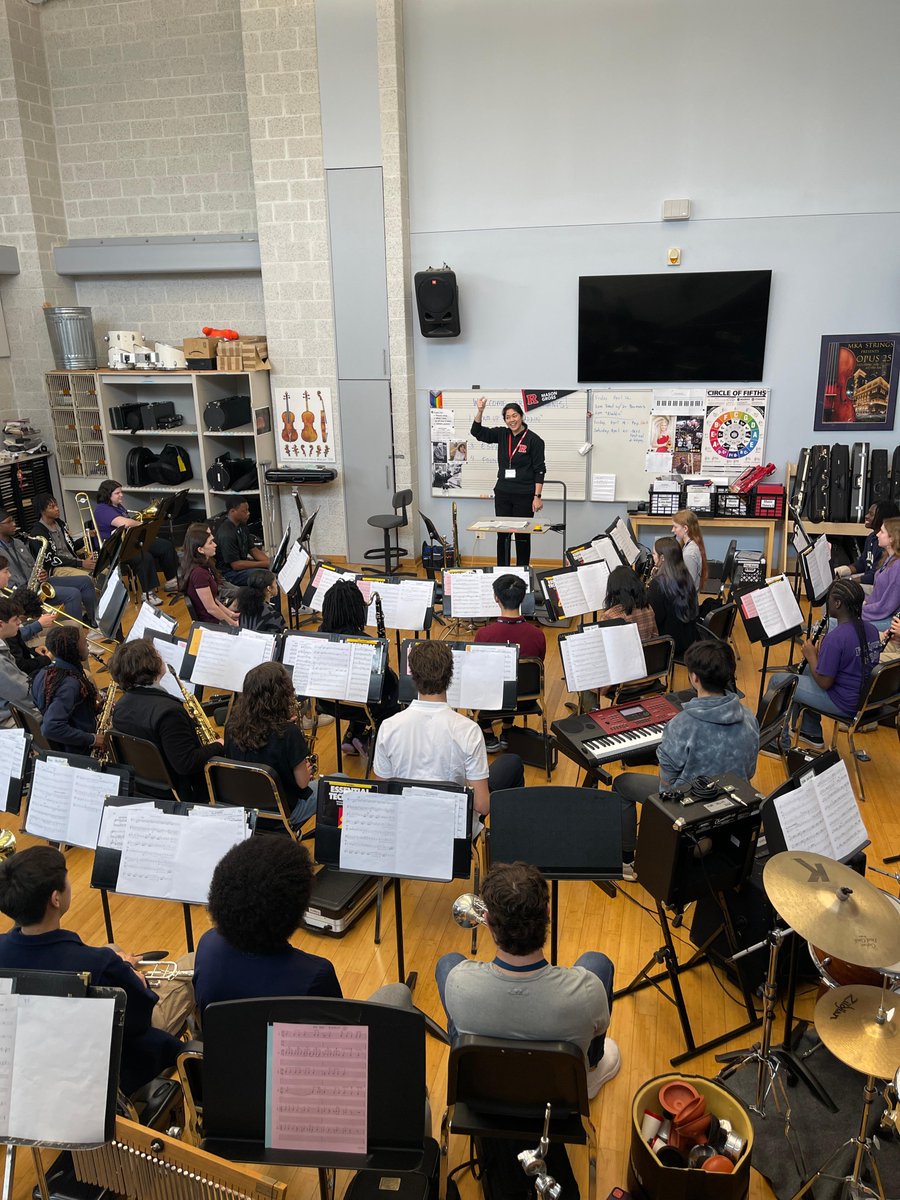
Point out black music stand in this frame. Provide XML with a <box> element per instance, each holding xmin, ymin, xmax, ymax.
<box><xmin>201</xmin><ymin>996</ymin><xmax>428</xmax><ymax>1176</ymax></box>
<box><xmin>485</xmin><ymin>787</ymin><xmax>623</xmax><ymax>965</ymax></box>
<box><xmin>96</xmin><ymin>568</ymin><xmax>129</xmax><ymax>642</ymax></box>
<box><xmin>288</xmin><ymin>508</ymin><xmax>320</xmax><ymax>628</ymax></box>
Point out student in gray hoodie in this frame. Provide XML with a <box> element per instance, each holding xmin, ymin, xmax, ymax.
<box><xmin>612</xmin><ymin>639</ymin><xmax>759</xmax><ymax>862</ymax></box>
<box><xmin>0</xmin><ymin>596</ymin><xmax>42</xmax><ymax>728</ymax></box>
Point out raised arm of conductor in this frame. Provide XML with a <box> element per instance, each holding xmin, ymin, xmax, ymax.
<box><xmin>470</xmin><ymin>395</ymin><xmax>499</xmax><ymax>442</ymax></box>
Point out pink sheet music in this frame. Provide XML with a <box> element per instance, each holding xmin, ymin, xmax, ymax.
<box><xmin>267</xmin><ymin>1022</ymin><xmax>368</xmax><ymax>1154</ymax></box>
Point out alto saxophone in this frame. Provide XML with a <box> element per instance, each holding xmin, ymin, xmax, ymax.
<box><xmin>372</xmin><ymin>590</ymin><xmax>386</xmax><ymax>639</ymax></box>
<box><xmin>25</xmin><ymin>535</ymin><xmax>56</xmax><ymax>601</ymax></box>
<box><xmin>94</xmin><ymin>683</ymin><xmax>118</xmax><ymax>762</ymax></box>
<box><xmin>168</xmin><ymin>666</ymin><xmax>219</xmax><ymax>746</ymax></box>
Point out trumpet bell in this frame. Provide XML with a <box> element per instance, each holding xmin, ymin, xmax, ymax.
<box><xmin>0</xmin><ymin>829</ymin><xmax>16</xmax><ymax>860</ymax></box>
<box><xmin>452</xmin><ymin>893</ymin><xmax>488</xmax><ymax>929</ymax></box>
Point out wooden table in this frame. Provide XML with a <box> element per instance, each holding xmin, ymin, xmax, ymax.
<box><xmin>627</xmin><ymin>512</ymin><xmax>778</xmax><ymax>571</ymax></box>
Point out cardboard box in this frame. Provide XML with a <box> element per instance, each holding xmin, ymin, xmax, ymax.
<box><xmin>183</xmin><ymin>336</ymin><xmax>219</xmax><ymax>361</ymax></box>
<box><xmin>217</xmin><ymin>335</ymin><xmax>270</xmax><ymax>372</ymax></box>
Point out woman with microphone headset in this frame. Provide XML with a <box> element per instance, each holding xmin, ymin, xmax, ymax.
<box><xmin>470</xmin><ymin>396</ymin><xmax>546</xmax><ymax>568</ymax></box>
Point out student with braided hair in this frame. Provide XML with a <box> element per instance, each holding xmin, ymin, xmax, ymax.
<box><xmin>30</xmin><ymin>624</ymin><xmax>103</xmax><ymax>754</ymax></box>
<box><xmin>774</xmin><ymin>578</ymin><xmax>880</xmax><ymax>750</ymax></box>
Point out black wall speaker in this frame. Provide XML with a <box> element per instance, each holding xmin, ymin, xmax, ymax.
<box><xmin>414</xmin><ymin>268</ymin><xmax>460</xmax><ymax>338</ymax></box>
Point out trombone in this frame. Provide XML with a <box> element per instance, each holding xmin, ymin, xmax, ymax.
<box><xmin>0</xmin><ymin>586</ymin><xmax>100</xmax><ymax>636</ymax></box>
<box><xmin>74</xmin><ymin>491</ymin><xmax>100</xmax><ymax>555</ymax></box>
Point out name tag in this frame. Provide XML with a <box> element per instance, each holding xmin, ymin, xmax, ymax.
<box><xmin>505</xmin><ymin>469</ymin><xmax>516</xmax><ymax>479</ymax></box>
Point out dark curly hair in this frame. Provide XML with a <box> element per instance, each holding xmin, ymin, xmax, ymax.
<box><xmin>235</xmin><ymin>570</ymin><xmax>276</xmax><ymax>628</ymax></box>
<box><xmin>226</xmin><ymin>661</ymin><xmax>298</xmax><ymax>751</ymax></box>
<box><xmin>0</xmin><ymin>846</ymin><xmax>67</xmax><ymax>927</ymax></box>
<box><xmin>41</xmin><ymin>624</ymin><xmax>99</xmax><ymax>710</ymax></box>
<box><xmin>207</xmin><ymin>835</ymin><xmax>315</xmax><ymax>953</ymax></box>
<box><xmin>108</xmin><ymin>638</ymin><xmax>164</xmax><ymax>690</ymax></box>
<box><xmin>320</xmin><ymin>579</ymin><xmax>367</xmax><ymax>634</ymax></box>
<box><xmin>481</xmin><ymin>861</ymin><xmax>549</xmax><ymax>957</ymax></box>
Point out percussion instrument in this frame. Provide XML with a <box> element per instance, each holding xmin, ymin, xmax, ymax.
<box><xmin>810</xmin><ymin>889</ymin><xmax>900</xmax><ymax>990</ymax></box>
<box><xmin>813</xmin><ymin>984</ymin><xmax>900</xmax><ymax>1083</ymax></box>
<box><xmin>763</xmin><ymin>852</ymin><xmax>900</xmax><ymax>969</ymax></box>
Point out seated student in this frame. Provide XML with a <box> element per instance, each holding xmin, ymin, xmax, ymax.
<box><xmin>179</xmin><ymin>523</ymin><xmax>237</xmax><ymax>626</ymax></box>
<box><xmin>612</xmin><ymin>639</ymin><xmax>758</xmax><ymax>864</ymax></box>
<box><xmin>374</xmin><ymin>641</ymin><xmax>524</xmax><ymax>816</ymax></box>
<box><xmin>319</xmin><ymin>579</ymin><xmax>400</xmax><ymax>757</ymax></box>
<box><xmin>224</xmin><ymin>662</ymin><xmax>317</xmax><ymax>828</ymax></box>
<box><xmin>0</xmin><ymin>560</ymin><xmax>53</xmax><ymax>678</ymax></box>
<box><xmin>93</xmin><ymin>479</ymin><xmax>179</xmax><ymax>607</ymax></box>
<box><xmin>835</xmin><ymin>500</ymin><xmax>900</xmax><ymax>585</ymax></box>
<box><xmin>0</xmin><ymin>597</ymin><xmax>42</xmax><ymax>728</ymax></box>
<box><xmin>0</xmin><ymin>846</ymin><xmax>190</xmax><ymax>1094</ymax></box>
<box><xmin>474</xmin><ymin>572</ymin><xmax>545</xmax><ymax>753</ymax></box>
<box><xmin>773</xmin><ymin>578</ymin><xmax>880</xmax><ymax>751</ymax></box>
<box><xmin>861</xmin><ymin>516</ymin><xmax>900</xmax><ymax>633</ymax></box>
<box><xmin>214</xmin><ymin>497</ymin><xmax>271</xmax><ymax>586</ymax></box>
<box><xmin>194</xmin><ymin>837</ymin><xmax>411</xmax><ymax>1014</ymax></box>
<box><xmin>234</xmin><ymin>569</ymin><xmax>285</xmax><ymax>634</ymax></box>
<box><xmin>31</xmin><ymin>624</ymin><xmax>102</xmax><ymax>755</ymax></box>
<box><xmin>436</xmin><ymin>861</ymin><xmax>619</xmax><ymax>1097</ymax></box>
<box><xmin>109</xmin><ymin>638</ymin><xmax>222</xmax><ymax>804</ymax></box>
<box><xmin>671</xmin><ymin>509</ymin><xmax>708</xmax><ymax>592</ymax></box>
<box><xmin>601</xmin><ymin>565</ymin><xmax>658</xmax><ymax>642</ymax></box>
<box><xmin>0</xmin><ymin>508</ymin><xmax>95</xmax><ymax>625</ymax></box>
<box><xmin>31</xmin><ymin>493</ymin><xmax>98</xmax><ymax>621</ymax></box>
<box><xmin>647</xmin><ymin>537</ymin><xmax>699</xmax><ymax>656</ymax></box>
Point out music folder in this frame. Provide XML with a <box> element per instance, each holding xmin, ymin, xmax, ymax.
<box><xmin>565</xmin><ymin>533</ymin><xmax>623</xmax><ymax>570</ymax></box>
<box><xmin>737</xmin><ymin>575</ymin><xmax>805</xmax><ymax>645</ymax></box>
<box><xmin>0</xmin><ymin>729</ymin><xmax>29</xmax><ymax>816</ymax></box>
<box><xmin>606</xmin><ymin>517</ymin><xmax>642</xmax><ymax>567</ymax></box>
<box><xmin>24</xmin><ymin>751</ymin><xmax>130</xmax><ymax>850</ymax></box>
<box><xmin>301</xmin><ymin>562</ymin><xmax>359</xmax><ymax>612</ymax></box>
<box><xmin>537</xmin><ymin>560</ymin><xmax>610</xmax><ymax>621</ymax></box>
<box><xmin>440</xmin><ymin>566</ymin><xmax>530</xmax><ymax>619</ymax></box>
<box><xmin>279</xmin><ymin>630</ymin><xmax>387</xmax><ymax>704</ymax></box>
<box><xmin>762</xmin><ymin>750</ymin><xmax>869</xmax><ymax>862</ymax></box>
<box><xmin>315</xmin><ymin>776</ymin><xmax>473</xmax><ymax>882</ymax></box>
<box><xmin>559</xmin><ymin>621</ymin><xmax>646</xmax><ymax>692</ymax></box>
<box><xmin>181</xmin><ymin>622</ymin><xmax>277</xmax><ymax>692</ymax></box>
<box><xmin>397</xmin><ymin>638</ymin><xmax>518</xmax><ymax>710</ymax></box>
<box><xmin>355</xmin><ymin>575</ymin><xmax>435</xmax><ymax>633</ymax></box>
<box><xmin>799</xmin><ymin>534</ymin><xmax>834</xmax><ymax>605</ymax></box>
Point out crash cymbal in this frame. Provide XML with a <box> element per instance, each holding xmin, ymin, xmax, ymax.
<box><xmin>764</xmin><ymin>852</ymin><xmax>900</xmax><ymax>968</ymax></box>
<box><xmin>814</xmin><ymin>985</ymin><xmax>900</xmax><ymax>1079</ymax></box>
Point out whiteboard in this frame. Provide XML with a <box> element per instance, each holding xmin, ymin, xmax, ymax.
<box><xmin>590</xmin><ymin>390</ymin><xmax>654</xmax><ymax>503</ymax></box>
<box><xmin>430</xmin><ymin>390</ymin><xmax>588</xmax><ymax>500</ymax></box>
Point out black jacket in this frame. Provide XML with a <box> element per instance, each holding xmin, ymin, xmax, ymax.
<box><xmin>470</xmin><ymin>421</ymin><xmax>546</xmax><ymax>496</ymax></box>
<box><xmin>31</xmin><ymin>658</ymin><xmax>97</xmax><ymax>753</ymax></box>
<box><xmin>112</xmin><ymin>685</ymin><xmax>219</xmax><ymax>803</ymax></box>
<box><xmin>30</xmin><ymin>517</ymin><xmax>81</xmax><ymax>568</ymax></box>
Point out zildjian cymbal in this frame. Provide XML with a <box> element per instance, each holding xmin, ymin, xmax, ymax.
<box><xmin>814</xmin><ymin>985</ymin><xmax>900</xmax><ymax>1079</ymax></box>
<box><xmin>763</xmin><ymin>852</ymin><xmax>900</xmax><ymax>968</ymax></box>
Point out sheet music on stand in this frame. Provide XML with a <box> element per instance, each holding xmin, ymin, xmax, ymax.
<box><xmin>0</xmin><ymin>730</ymin><xmax>28</xmax><ymax>815</ymax></box>
<box><xmin>125</xmin><ymin>600</ymin><xmax>177</xmax><ymax>643</ymax></box>
<box><xmin>559</xmin><ymin>621</ymin><xmax>647</xmax><ymax>692</ymax></box>
<box><xmin>0</xmin><ymin>979</ymin><xmax>123</xmax><ymax>1147</ymax></box>
<box><xmin>269</xmin><ymin>524</ymin><xmax>293</xmax><ymax>577</ymax></box>
<box><xmin>538</xmin><ymin>560</ymin><xmax>610</xmax><ymax>620</ymax></box>
<box><xmin>146</xmin><ymin>630</ymin><xmax>194</xmax><ymax>699</ymax></box>
<box><xmin>356</xmin><ymin>576</ymin><xmax>435</xmax><ymax>632</ymax></box>
<box><xmin>799</xmin><ymin>535</ymin><xmax>834</xmax><ymax>605</ymax></box>
<box><xmin>764</xmin><ymin>751</ymin><xmax>868</xmax><ymax>861</ymax></box>
<box><xmin>279</xmin><ymin>631</ymin><xmax>387</xmax><ymax>704</ymax></box>
<box><xmin>277</xmin><ymin>540</ymin><xmax>310</xmax><ymax>595</ymax></box>
<box><xmin>302</xmin><ymin>562</ymin><xmax>359</xmax><ymax>612</ymax></box>
<box><xmin>738</xmin><ymin>575</ymin><xmax>805</xmax><ymax>643</ymax></box>
<box><xmin>24</xmin><ymin>753</ymin><xmax>127</xmax><ymax>849</ymax></box>
<box><xmin>96</xmin><ymin>568</ymin><xmax>128</xmax><ymax>642</ymax></box>
<box><xmin>315</xmin><ymin>776</ymin><xmax>473</xmax><ymax>883</ymax></box>
<box><xmin>397</xmin><ymin>638</ymin><xmax>518</xmax><ymax>710</ymax></box>
<box><xmin>92</xmin><ymin>796</ymin><xmax>252</xmax><ymax>906</ymax></box>
<box><xmin>441</xmin><ymin>566</ymin><xmax>530</xmax><ymax>619</ymax></box>
<box><xmin>607</xmin><ymin>517</ymin><xmax>642</xmax><ymax>567</ymax></box>
<box><xmin>565</xmin><ymin>533</ymin><xmax>623</xmax><ymax>571</ymax></box>
<box><xmin>181</xmin><ymin>623</ymin><xmax>276</xmax><ymax>691</ymax></box>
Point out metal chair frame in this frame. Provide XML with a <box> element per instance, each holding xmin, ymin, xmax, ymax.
<box><xmin>108</xmin><ymin>729</ymin><xmax>182</xmax><ymax>803</ymax></box>
<box><xmin>755</xmin><ymin>672</ymin><xmax>799</xmax><ymax>779</ymax></box>
<box><xmin>204</xmin><ymin>757</ymin><xmax>300</xmax><ymax>837</ymax></box>
<box><xmin>364</xmin><ymin>488</ymin><xmax>414</xmax><ymax>576</ymax></box>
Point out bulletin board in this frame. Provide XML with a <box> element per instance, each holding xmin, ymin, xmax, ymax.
<box><xmin>430</xmin><ymin>390</ymin><xmax>588</xmax><ymax>500</ymax></box>
<box><xmin>589</xmin><ymin>390</ymin><xmax>655</xmax><ymax>503</ymax></box>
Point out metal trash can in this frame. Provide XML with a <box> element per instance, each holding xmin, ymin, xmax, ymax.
<box><xmin>43</xmin><ymin>306</ymin><xmax>97</xmax><ymax>370</ymax></box>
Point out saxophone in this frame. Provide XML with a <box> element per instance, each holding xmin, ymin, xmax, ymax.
<box><xmin>373</xmin><ymin>590</ymin><xmax>386</xmax><ymax>639</ymax></box>
<box><xmin>25</xmin><ymin>535</ymin><xmax>56</xmax><ymax>601</ymax></box>
<box><xmin>94</xmin><ymin>683</ymin><xmax>118</xmax><ymax>762</ymax></box>
<box><xmin>452</xmin><ymin>501</ymin><xmax>460</xmax><ymax>569</ymax></box>
<box><xmin>168</xmin><ymin>666</ymin><xmax>219</xmax><ymax>746</ymax></box>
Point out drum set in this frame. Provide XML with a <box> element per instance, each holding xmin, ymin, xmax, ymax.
<box><xmin>720</xmin><ymin>851</ymin><xmax>900</xmax><ymax>1200</ymax></box>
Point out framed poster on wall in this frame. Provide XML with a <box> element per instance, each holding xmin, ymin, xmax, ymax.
<box><xmin>814</xmin><ymin>333</ymin><xmax>900</xmax><ymax>432</ymax></box>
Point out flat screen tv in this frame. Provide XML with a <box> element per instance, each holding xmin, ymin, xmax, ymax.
<box><xmin>577</xmin><ymin>269</ymin><xmax>772</xmax><ymax>383</ymax></box>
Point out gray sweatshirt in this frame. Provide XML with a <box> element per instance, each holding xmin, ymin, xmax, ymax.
<box><xmin>0</xmin><ymin>641</ymin><xmax>40</xmax><ymax>725</ymax></box>
<box><xmin>657</xmin><ymin>692</ymin><xmax>758</xmax><ymax>786</ymax></box>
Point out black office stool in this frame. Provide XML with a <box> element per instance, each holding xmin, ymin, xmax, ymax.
<box><xmin>363</xmin><ymin>489</ymin><xmax>413</xmax><ymax>575</ymax></box>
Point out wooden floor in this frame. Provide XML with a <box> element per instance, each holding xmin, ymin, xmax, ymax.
<box><xmin>7</xmin><ymin>577</ymin><xmax>900</xmax><ymax>1200</ymax></box>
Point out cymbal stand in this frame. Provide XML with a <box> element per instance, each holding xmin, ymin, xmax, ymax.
<box><xmin>790</xmin><ymin>1072</ymin><xmax>885</xmax><ymax>1200</ymax></box>
<box><xmin>716</xmin><ymin>926</ymin><xmax>835</xmax><ymax>1121</ymax></box>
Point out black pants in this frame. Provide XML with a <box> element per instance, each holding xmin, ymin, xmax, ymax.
<box><xmin>488</xmin><ymin>753</ymin><xmax>525</xmax><ymax>790</ymax></box>
<box><xmin>494</xmin><ymin>490</ymin><xmax>532</xmax><ymax>567</ymax></box>
<box><xmin>127</xmin><ymin>537</ymin><xmax>178</xmax><ymax>593</ymax></box>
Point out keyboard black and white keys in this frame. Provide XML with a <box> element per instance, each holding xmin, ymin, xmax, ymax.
<box><xmin>552</xmin><ymin>694</ymin><xmax>684</xmax><ymax>775</ymax></box>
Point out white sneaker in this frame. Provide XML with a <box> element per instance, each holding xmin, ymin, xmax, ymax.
<box><xmin>622</xmin><ymin>862</ymin><xmax>638</xmax><ymax>883</ymax></box>
<box><xmin>302</xmin><ymin>713</ymin><xmax>334</xmax><ymax>729</ymax></box>
<box><xmin>163</xmin><ymin>579</ymin><xmax>179</xmax><ymax>593</ymax></box>
<box><xmin>587</xmin><ymin>1038</ymin><xmax>621</xmax><ymax>1098</ymax></box>
<box><xmin>145</xmin><ymin>592</ymin><xmax>163</xmax><ymax>607</ymax></box>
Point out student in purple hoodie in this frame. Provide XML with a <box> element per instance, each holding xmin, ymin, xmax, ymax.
<box><xmin>861</xmin><ymin>517</ymin><xmax>900</xmax><ymax>632</ymax></box>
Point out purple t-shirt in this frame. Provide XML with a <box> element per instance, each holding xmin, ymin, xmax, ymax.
<box><xmin>816</xmin><ymin>620</ymin><xmax>881</xmax><ymax>713</ymax></box>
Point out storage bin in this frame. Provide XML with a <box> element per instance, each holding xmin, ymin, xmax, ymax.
<box><xmin>43</xmin><ymin>306</ymin><xmax>97</xmax><ymax>370</ymax></box>
<box><xmin>714</xmin><ymin>489</ymin><xmax>753</xmax><ymax>518</ymax></box>
<box><xmin>648</xmin><ymin>487</ymin><xmax>683</xmax><ymax>516</ymax></box>
<box><xmin>752</xmin><ymin>484</ymin><xmax>786</xmax><ymax>519</ymax></box>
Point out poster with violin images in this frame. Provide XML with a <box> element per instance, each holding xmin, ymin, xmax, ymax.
<box><xmin>814</xmin><ymin>333</ymin><xmax>900</xmax><ymax>432</ymax></box>
<box><xmin>275</xmin><ymin>387</ymin><xmax>337</xmax><ymax>467</ymax></box>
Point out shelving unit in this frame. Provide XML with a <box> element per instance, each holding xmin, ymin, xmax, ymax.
<box><xmin>782</xmin><ymin>462</ymin><xmax>866</xmax><ymax>571</ymax></box>
<box><xmin>45</xmin><ymin>369</ymin><xmax>282</xmax><ymax>547</ymax></box>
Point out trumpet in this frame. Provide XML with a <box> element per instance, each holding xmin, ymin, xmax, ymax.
<box><xmin>452</xmin><ymin>893</ymin><xmax>488</xmax><ymax>929</ymax></box>
<box><xmin>168</xmin><ymin>666</ymin><xmax>219</xmax><ymax>745</ymax></box>
<box><xmin>0</xmin><ymin>829</ymin><xmax>16</xmax><ymax>860</ymax></box>
<box><xmin>139</xmin><ymin>960</ymin><xmax>195</xmax><ymax>986</ymax></box>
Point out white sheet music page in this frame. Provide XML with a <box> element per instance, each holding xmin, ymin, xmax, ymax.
<box><xmin>25</xmin><ymin>758</ymin><xmax>76</xmax><ymax>843</ymax></box>
<box><xmin>560</xmin><ymin>628</ymin><xmax>611</xmax><ymax>691</ymax></box>
<box><xmin>150</xmin><ymin>636</ymin><xmax>193</xmax><ymax>699</ymax></box>
<box><xmin>0</xmin><ymin>731</ymin><xmax>26</xmax><ymax>813</ymax></box>
<box><xmin>340</xmin><ymin>791</ymin><xmax>398</xmax><ymax>874</ymax></box>
<box><xmin>578</xmin><ymin>560</ymin><xmax>611</xmax><ymax>611</ymax></box>
<box><xmin>457</xmin><ymin>645</ymin><xmax>510</xmax><ymax>709</ymax></box>
<box><xmin>602</xmin><ymin>623</ymin><xmax>647</xmax><ymax>686</ymax></box>
<box><xmin>66</xmin><ymin>766</ymin><xmax>120</xmax><ymax>850</ymax></box>
<box><xmin>804</xmin><ymin>536</ymin><xmax>833</xmax><ymax>603</ymax></box>
<box><xmin>443</xmin><ymin>571</ymin><xmax>485</xmax><ymax>618</ymax></box>
<box><xmin>817</xmin><ymin>759</ymin><xmax>869</xmax><ymax>859</ymax></box>
<box><xmin>126</xmin><ymin>601</ymin><xmax>177</xmax><ymax>644</ymax></box>
<box><xmin>609</xmin><ymin>519</ymin><xmax>641</xmax><ymax>566</ymax></box>
<box><xmin>773</xmin><ymin>775</ymin><xmax>833</xmax><ymax>857</ymax></box>
<box><xmin>404</xmin><ymin>785</ymin><xmax>469</xmax><ymax>838</ymax></box>
<box><xmin>192</xmin><ymin>627</ymin><xmax>274</xmax><ymax>691</ymax></box>
<box><xmin>347</xmin><ymin>642</ymin><xmax>376</xmax><ymax>703</ymax></box>
<box><xmin>96</xmin><ymin>801</ymin><xmax>157</xmax><ymax>852</ymax></box>
<box><xmin>752</xmin><ymin>577</ymin><xmax>804</xmax><ymax>638</ymax></box>
<box><xmin>171</xmin><ymin>810</ymin><xmax>249</xmax><ymax>904</ymax></box>
<box><xmin>395</xmin><ymin>789</ymin><xmax>455</xmax><ymax>880</ymax></box>
<box><xmin>547</xmin><ymin>571</ymin><xmax>590</xmax><ymax>618</ymax></box>
<box><xmin>116</xmin><ymin>810</ymin><xmax>180</xmax><ymax>899</ymax></box>
<box><xmin>277</xmin><ymin>542</ymin><xmax>310</xmax><ymax>594</ymax></box>
<box><xmin>364</xmin><ymin>578</ymin><xmax>434</xmax><ymax>631</ymax></box>
<box><xmin>308</xmin><ymin>564</ymin><xmax>358</xmax><ymax>612</ymax></box>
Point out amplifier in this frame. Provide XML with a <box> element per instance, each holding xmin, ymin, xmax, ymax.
<box><xmin>731</xmin><ymin>551</ymin><xmax>766</xmax><ymax>591</ymax></box>
<box><xmin>634</xmin><ymin>774</ymin><xmax>765</xmax><ymax>909</ymax></box>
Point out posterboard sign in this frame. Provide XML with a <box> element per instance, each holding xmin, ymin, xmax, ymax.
<box><xmin>700</xmin><ymin>388</ymin><xmax>769</xmax><ymax>479</ymax></box>
<box><xmin>273</xmin><ymin>387</ymin><xmax>336</xmax><ymax>467</ymax></box>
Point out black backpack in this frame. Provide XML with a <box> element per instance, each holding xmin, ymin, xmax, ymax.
<box><xmin>126</xmin><ymin>446</ymin><xmax>155</xmax><ymax>486</ymax></box>
<box><xmin>145</xmin><ymin>443</ymin><xmax>193</xmax><ymax>485</ymax></box>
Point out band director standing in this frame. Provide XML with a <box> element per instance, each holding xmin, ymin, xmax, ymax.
<box><xmin>471</xmin><ymin>397</ymin><xmax>546</xmax><ymax>568</ymax></box>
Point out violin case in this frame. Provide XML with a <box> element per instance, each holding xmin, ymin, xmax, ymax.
<box><xmin>203</xmin><ymin>394</ymin><xmax>251</xmax><ymax>432</ymax></box>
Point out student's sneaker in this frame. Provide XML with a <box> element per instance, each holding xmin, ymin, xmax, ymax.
<box><xmin>587</xmin><ymin>1038</ymin><xmax>621</xmax><ymax>1098</ymax></box>
<box><xmin>621</xmin><ymin>862</ymin><xmax>638</xmax><ymax>883</ymax></box>
<box><xmin>145</xmin><ymin>592</ymin><xmax>163</xmax><ymax>607</ymax></box>
<box><xmin>484</xmin><ymin>736</ymin><xmax>504</xmax><ymax>754</ymax></box>
<box><xmin>341</xmin><ymin>740</ymin><xmax>359</xmax><ymax>756</ymax></box>
<box><xmin>163</xmin><ymin>578</ymin><xmax>179</xmax><ymax>593</ymax></box>
<box><xmin>301</xmin><ymin>712</ymin><xmax>334</xmax><ymax>730</ymax></box>
<box><xmin>797</xmin><ymin>732</ymin><xmax>826</xmax><ymax>749</ymax></box>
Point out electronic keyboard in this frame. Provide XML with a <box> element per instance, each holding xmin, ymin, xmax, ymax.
<box><xmin>552</xmin><ymin>694</ymin><xmax>683</xmax><ymax>775</ymax></box>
